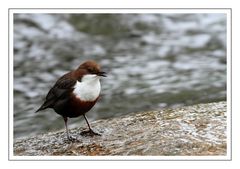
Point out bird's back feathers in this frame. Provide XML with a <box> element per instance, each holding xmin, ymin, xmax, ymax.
<box><xmin>35</xmin><ymin>71</ymin><xmax>77</xmax><ymax>113</ymax></box>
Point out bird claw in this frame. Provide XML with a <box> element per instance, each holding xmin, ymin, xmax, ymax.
<box><xmin>65</xmin><ymin>135</ymin><xmax>78</xmax><ymax>142</ymax></box>
<box><xmin>80</xmin><ymin>129</ymin><xmax>101</xmax><ymax>137</ymax></box>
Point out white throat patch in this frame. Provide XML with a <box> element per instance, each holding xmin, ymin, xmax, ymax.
<box><xmin>73</xmin><ymin>75</ymin><xmax>101</xmax><ymax>101</ymax></box>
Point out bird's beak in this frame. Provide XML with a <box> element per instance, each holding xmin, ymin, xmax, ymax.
<box><xmin>97</xmin><ymin>71</ymin><xmax>107</xmax><ymax>77</ymax></box>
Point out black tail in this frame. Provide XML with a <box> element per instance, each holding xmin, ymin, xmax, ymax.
<box><xmin>35</xmin><ymin>102</ymin><xmax>51</xmax><ymax>113</ymax></box>
<box><xmin>35</xmin><ymin>105</ymin><xmax>46</xmax><ymax>113</ymax></box>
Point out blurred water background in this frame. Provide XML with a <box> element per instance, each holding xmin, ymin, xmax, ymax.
<box><xmin>14</xmin><ymin>13</ymin><xmax>226</xmax><ymax>139</ymax></box>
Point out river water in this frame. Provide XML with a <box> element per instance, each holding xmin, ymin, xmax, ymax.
<box><xmin>13</xmin><ymin>13</ymin><xmax>226</xmax><ymax>139</ymax></box>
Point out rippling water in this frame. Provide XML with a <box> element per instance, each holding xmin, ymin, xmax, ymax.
<box><xmin>14</xmin><ymin>13</ymin><xmax>226</xmax><ymax>139</ymax></box>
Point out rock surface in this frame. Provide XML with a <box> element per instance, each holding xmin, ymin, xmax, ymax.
<box><xmin>14</xmin><ymin>101</ymin><xmax>227</xmax><ymax>156</ymax></box>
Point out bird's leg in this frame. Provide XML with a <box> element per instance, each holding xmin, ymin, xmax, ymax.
<box><xmin>63</xmin><ymin>116</ymin><xmax>75</xmax><ymax>141</ymax></box>
<box><xmin>80</xmin><ymin>114</ymin><xmax>101</xmax><ymax>136</ymax></box>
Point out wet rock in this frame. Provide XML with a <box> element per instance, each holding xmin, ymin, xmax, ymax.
<box><xmin>14</xmin><ymin>101</ymin><xmax>227</xmax><ymax>156</ymax></box>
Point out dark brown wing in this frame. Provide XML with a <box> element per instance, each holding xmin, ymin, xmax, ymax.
<box><xmin>35</xmin><ymin>72</ymin><xmax>77</xmax><ymax>112</ymax></box>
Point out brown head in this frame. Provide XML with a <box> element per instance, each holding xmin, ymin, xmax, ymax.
<box><xmin>75</xmin><ymin>60</ymin><xmax>106</xmax><ymax>80</ymax></box>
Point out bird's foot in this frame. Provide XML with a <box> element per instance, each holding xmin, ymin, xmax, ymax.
<box><xmin>80</xmin><ymin>129</ymin><xmax>101</xmax><ymax>137</ymax></box>
<box><xmin>64</xmin><ymin>135</ymin><xmax>79</xmax><ymax>142</ymax></box>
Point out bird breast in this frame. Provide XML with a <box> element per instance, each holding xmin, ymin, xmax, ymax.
<box><xmin>73</xmin><ymin>75</ymin><xmax>101</xmax><ymax>102</ymax></box>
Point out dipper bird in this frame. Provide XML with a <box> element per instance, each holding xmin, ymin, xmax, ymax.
<box><xmin>36</xmin><ymin>60</ymin><xmax>106</xmax><ymax>140</ymax></box>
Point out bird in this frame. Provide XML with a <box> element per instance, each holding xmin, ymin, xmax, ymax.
<box><xmin>35</xmin><ymin>60</ymin><xmax>106</xmax><ymax>140</ymax></box>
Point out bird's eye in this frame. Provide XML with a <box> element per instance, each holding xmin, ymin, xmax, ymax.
<box><xmin>88</xmin><ymin>68</ymin><xmax>95</xmax><ymax>73</ymax></box>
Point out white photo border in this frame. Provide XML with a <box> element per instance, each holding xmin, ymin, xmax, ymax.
<box><xmin>9</xmin><ymin>8</ymin><xmax>232</xmax><ymax>161</ymax></box>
